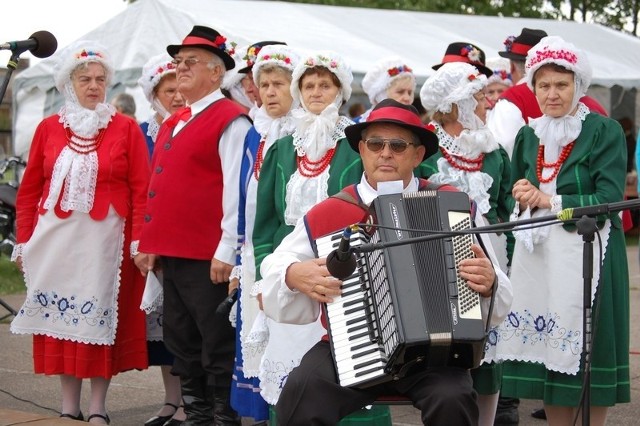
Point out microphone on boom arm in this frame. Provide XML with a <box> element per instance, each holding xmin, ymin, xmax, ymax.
<box><xmin>0</xmin><ymin>31</ymin><xmax>58</xmax><ymax>58</ymax></box>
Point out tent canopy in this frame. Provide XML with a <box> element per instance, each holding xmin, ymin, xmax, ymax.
<box><xmin>12</xmin><ymin>0</ymin><xmax>640</xmax><ymax>155</ymax></box>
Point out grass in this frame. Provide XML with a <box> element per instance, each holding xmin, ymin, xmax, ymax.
<box><xmin>0</xmin><ymin>255</ymin><xmax>24</xmax><ymax>295</ymax></box>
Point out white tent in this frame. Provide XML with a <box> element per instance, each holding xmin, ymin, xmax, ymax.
<box><xmin>11</xmin><ymin>0</ymin><xmax>640</xmax><ymax>156</ymax></box>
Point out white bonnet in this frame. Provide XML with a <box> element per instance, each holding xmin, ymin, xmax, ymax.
<box><xmin>137</xmin><ymin>54</ymin><xmax>176</xmax><ymax>103</ymax></box>
<box><xmin>361</xmin><ymin>56</ymin><xmax>415</xmax><ymax>105</ymax></box>
<box><xmin>525</xmin><ymin>36</ymin><xmax>592</xmax><ymax>93</ymax></box>
<box><xmin>54</xmin><ymin>40</ymin><xmax>114</xmax><ymax>93</ymax></box>
<box><xmin>221</xmin><ymin>44</ymin><xmax>249</xmax><ymax>91</ymax></box>
<box><xmin>291</xmin><ymin>51</ymin><xmax>353</xmax><ymax>105</ymax></box>
<box><xmin>252</xmin><ymin>45</ymin><xmax>301</xmax><ymax>85</ymax></box>
<box><xmin>485</xmin><ymin>57</ymin><xmax>512</xmax><ymax>87</ymax></box>
<box><xmin>420</xmin><ymin>62</ymin><xmax>487</xmax><ymax>114</ymax></box>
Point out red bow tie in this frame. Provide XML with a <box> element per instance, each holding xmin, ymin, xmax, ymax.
<box><xmin>166</xmin><ymin>106</ymin><xmax>192</xmax><ymax>128</ymax></box>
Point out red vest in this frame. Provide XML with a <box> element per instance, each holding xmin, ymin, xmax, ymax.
<box><xmin>500</xmin><ymin>83</ymin><xmax>607</xmax><ymax>123</ymax></box>
<box><xmin>139</xmin><ymin>98</ymin><xmax>246</xmax><ymax>259</ymax></box>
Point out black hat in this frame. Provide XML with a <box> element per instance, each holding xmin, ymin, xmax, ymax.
<box><xmin>344</xmin><ymin>99</ymin><xmax>439</xmax><ymax>161</ymax></box>
<box><xmin>432</xmin><ymin>42</ymin><xmax>492</xmax><ymax>77</ymax></box>
<box><xmin>238</xmin><ymin>41</ymin><xmax>287</xmax><ymax>74</ymax></box>
<box><xmin>167</xmin><ymin>25</ymin><xmax>236</xmax><ymax>70</ymax></box>
<box><xmin>499</xmin><ymin>28</ymin><xmax>548</xmax><ymax>61</ymax></box>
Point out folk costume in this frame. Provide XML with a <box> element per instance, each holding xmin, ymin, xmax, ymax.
<box><xmin>494</xmin><ymin>36</ymin><xmax>630</xmax><ymax>407</ymax></box>
<box><xmin>139</xmin><ymin>25</ymin><xmax>252</xmax><ymax>425</ymax></box>
<box><xmin>229</xmin><ymin>44</ymin><xmax>299</xmax><ymax>421</ymax></box>
<box><xmin>418</xmin><ymin>62</ymin><xmax>512</xmax><ymax>426</ymax></box>
<box><xmin>11</xmin><ymin>41</ymin><xmax>150</xmax><ymax>379</ymax></box>
<box><xmin>252</xmin><ymin>51</ymin><xmax>364</xmax><ymax>406</ymax></box>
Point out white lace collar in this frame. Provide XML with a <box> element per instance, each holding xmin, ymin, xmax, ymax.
<box><xmin>58</xmin><ymin>83</ymin><xmax>115</xmax><ymax>137</ymax></box>
<box><xmin>46</xmin><ymin>83</ymin><xmax>115</xmax><ymax>213</ymax></box>
<box><xmin>529</xmin><ymin>102</ymin><xmax>589</xmax><ymax>162</ymax></box>
<box><xmin>253</xmin><ymin>106</ymin><xmax>296</xmax><ymax>144</ymax></box>
<box><xmin>433</xmin><ymin>121</ymin><xmax>499</xmax><ymax>158</ymax></box>
<box><xmin>283</xmin><ymin>109</ymin><xmax>353</xmax><ymax>226</ymax></box>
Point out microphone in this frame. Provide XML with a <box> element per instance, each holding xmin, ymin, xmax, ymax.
<box><xmin>216</xmin><ymin>288</ymin><xmax>238</xmax><ymax>316</ymax></box>
<box><xmin>326</xmin><ymin>226</ymin><xmax>357</xmax><ymax>280</ymax></box>
<box><xmin>0</xmin><ymin>31</ymin><xmax>57</xmax><ymax>58</ymax></box>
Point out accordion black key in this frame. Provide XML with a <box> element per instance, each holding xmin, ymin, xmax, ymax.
<box><xmin>316</xmin><ymin>190</ymin><xmax>486</xmax><ymax>388</ymax></box>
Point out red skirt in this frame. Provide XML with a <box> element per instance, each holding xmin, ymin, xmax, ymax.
<box><xmin>33</xmin><ymin>221</ymin><xmax>148</xmax><ymax>379</ymax></box>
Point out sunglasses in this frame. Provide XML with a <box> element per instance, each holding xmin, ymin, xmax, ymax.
<box><xmin>363</xmin><ymin>138</ymin><xmax>414</xmax><ymax>153</ymax></box>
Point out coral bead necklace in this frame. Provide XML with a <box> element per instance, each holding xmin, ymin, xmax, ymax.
<box><xmin>253</xmin><ymin>137</ymin><xmax>267</xmax><ymax>180</ymax></box>
<box><xmin>441</xmin><ymin>148</ymin><xmax>485</xmax><ymax>172</ymax></box>
<box><xmin>536</xmin><ymin>141</ymin><xmax>575</xmax><ymax>183</ymax></box>
<box><xmin>65</xmin><ymin>127</ymin><xmax>106</xmax><ymax>154</ymax></box>
<box><xmin>297</xmin><ymin>148</ymin><xmax>336</xmax><ymax>178</ymax></box>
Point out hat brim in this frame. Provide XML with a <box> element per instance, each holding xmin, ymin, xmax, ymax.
<box><xmin>345</xmin><ymin>119</ymin><xmax>439</xmax><ymax>161</ymax></box>
<box><xmin>432</xmin><ymin>62</ymin><xmax>493</xmax><ymax>78</ymax></box>
<box><xmin>167</xmin><ymin>44</ymin><xmax>235</xmax><ymax>70</ymax></box>
<box><xmin>498</xmin><ymin>51</ymin><xmax>526</xmax><ymax>61</ymax></box>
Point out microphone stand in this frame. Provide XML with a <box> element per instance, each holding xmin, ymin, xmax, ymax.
<box><xmin>0</xmin><ymin>50</ymin><xmax>21</xmax><ymax>108</ymax></box>
<box><xmin>0</xmin><ymin>51</ymin><xmax>21</xmax><ymax>320</ymax></box>
<box><xmin>355</xmin><ymin>197</ymin><xmax>640</xmax><ymax>426</ymax></box>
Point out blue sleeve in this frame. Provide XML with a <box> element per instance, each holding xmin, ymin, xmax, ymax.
<box><xmin>236</xmin><ymin>127</ymin><xmax>260</xmax><ymax>266</ymax></box>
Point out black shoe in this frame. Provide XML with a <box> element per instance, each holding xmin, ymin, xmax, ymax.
<box><xmin>87</xmin><ymin>413</ymin><xmax>111</xmax><ymax>424</ymax></box>
<box><xmin>59</xmin><ymin>411</ymin><xmax>84</xmax><ymax>421</ymax></box>
<box><xmin>163</xmin><ymin>419</ymin><xmax>184</xmax><ymax>426</ymax></box>
<box><xmin>145</xmin><ymin>403</ymin><xmax>179</xmax><ymax>426</ymax></box>
<box><xmin>531</xmin><ymin>408</ymin><xmax>547</xmax><ymax>420</ymax></box>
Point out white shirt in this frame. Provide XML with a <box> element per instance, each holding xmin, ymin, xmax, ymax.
<box><xmin>260</xmin><ymin>174</ymin><xmax>512</xmax><ymax>327</ymax></box>
<box><xmin>487</xmin><ymin>79</ymin><xmax>528</xmax><ymax>159</ymax></box>
<box><xmin>174</xmin><ymin>89</ymin><xmax>252</xmax><ymax>265</ymax></box>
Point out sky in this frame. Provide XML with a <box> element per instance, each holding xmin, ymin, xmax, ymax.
<box><xmin>1</xmin><ymin>0</ymin><xmax>127</xmax><ymax>66</ymax></box>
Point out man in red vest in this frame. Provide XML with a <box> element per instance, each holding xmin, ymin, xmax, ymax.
<box><xmin>488</xmin><ymin>28</ymin><xmax>607</xmax><ymax>159</ymax></box>
<box><xmin>260</xmin><ymin>99</ymin><xmax>512</xmax><ymax>425</ymax></box>
<box><xmin>138</xmin><ymin>25</ymin><xmax>251</xmax><ymax>425</ymax></box>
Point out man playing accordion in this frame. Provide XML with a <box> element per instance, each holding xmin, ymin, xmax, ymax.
<box><xmin>260</xmin><ymin>99</ymin><xmax>512</xmax><ymax>425</ymax></box>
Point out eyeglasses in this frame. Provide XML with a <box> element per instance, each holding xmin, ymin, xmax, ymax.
<box><xmin>363</xmin><ymin>138</ymin><xmax>414</xmax><ymax>153</ymax></box>
<box><xmin>171</xmin><ymin>57</ymin><xmax>208</xmax><ymax>68</ymax></box>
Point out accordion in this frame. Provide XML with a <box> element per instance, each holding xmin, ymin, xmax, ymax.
<box><xmin>316</xmin><ymin>190</ymin><xmax>486</xmax><ymax>388</ymax></box>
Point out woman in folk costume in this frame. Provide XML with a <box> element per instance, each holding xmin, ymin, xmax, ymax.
<box><xmin>10</xmin><ymin>40</ymin><xmax>150</xmax><ymax>424</ymax></box>
<box><xmin>252</xmin><ymin>51</ymin><xmax>364</xmax><ymax>405</ymax></box>
<box><xmin>355</xmin><ymin>56</ymin><xmax>416</xmax><ymax>122</ymax></box>
<box><xmin>494</xmin><ymin>36</ymin><xmax>630</xmax><ymax>426</ymax></box>
<box><xmin>138</xmin><ymin>54</ymin><xmax>185</xmax><ymax>157</ymax></box>
<box><xmin>228</xmin><ymin>44</ymin><xmax>300</xmax><ymax>421</ymax></box>
<box><xmin>418</xmin><ymin>61</ymin><xmax>512</xmax><ymax>426</ymax></box>
<box><xmin>137</xmin><ymin>54</ymin><xmax>186</xmax><ymax>426</ymax></box>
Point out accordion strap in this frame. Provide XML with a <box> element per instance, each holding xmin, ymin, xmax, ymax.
<box><xmin>330</xmin><ymin>189</ymin><xmax>370</xmax><ymax>212</ymax></box>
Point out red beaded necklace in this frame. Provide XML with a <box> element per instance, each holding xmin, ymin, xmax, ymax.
<box><xmin>440</xmin><ymin>147</ymin><xmax>485</xmax><ymax>172</ymax></box>
<box><xmin>253</xmin><ymin>137</ymin><xmax>267</xmax><ymax>181</ymax></box>
<box><xmin>536</xmin><ymin>141</ymin><xmax>575</xmax><ymax>184</ymax></box>
<box><xmin>297</xmin><ymin>148</ymin><xmax>336</xmax><ymax>178</ymax></box>
<box><xmin>65</xmin><ymin>127</ymin><xmax>106</xmax><ymax>154</ymax></box>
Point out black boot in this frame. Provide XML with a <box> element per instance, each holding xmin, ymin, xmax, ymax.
<box><xmin>211</xmin><ymin>386</ymin><xmax>241</xmax><ymax>426</ymax></box>
<box><xmin>181</xmin><ymin>376</ymin><xmax>215</xmax><ymax>426</ymax></box>
<box><xmin>494</xmin><ymin>396</ymin><xmax>519</xmax><ymax>425</ymax></box>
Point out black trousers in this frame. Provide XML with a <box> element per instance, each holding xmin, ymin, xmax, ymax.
<box><xmin>161</xmin><ymin>256</ymin><xmax>235</xmax><ymax>387</ymax></box>
<box><xmin>276</xmin><ymin>341</ymin><xmax>478</xmax><ymax>426</ymax></box>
